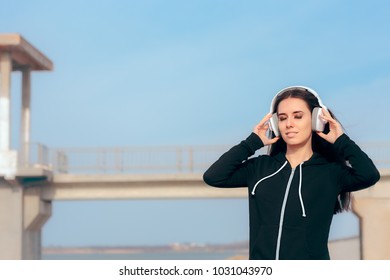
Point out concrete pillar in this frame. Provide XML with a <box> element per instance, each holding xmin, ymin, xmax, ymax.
<box><xmin>0</xmin><ymin>51</ymin><xmax>12</xmax><ymax>151</ymax></box>
<box><xmin>0</xmin><ymin>34</ymin><xmax>53</xmax><ymax>259</ymax></box>
<box><xmin>0</xmin><ymin>180</ymin><xmax>23</xmax><ymax>259</ymax></box>
<box><xmin>20</xmin><ymin>67</ymin><xmax>31</xmax><ymax>167</ymax></box>
<box><xmin>23</xmin><ymin>187</ymin><xmax>52</xmax><ymax>259</ymax></box>
<box><xmin>0</xmin><ymin>51</ymin><xmax>16</xmax><ymax>178</ymax></box>
<box><xmin>0</xmin><ymin>180</ymin><xmax>52</xmax><ymax>260</ymax></box>
<box><xmin>352</xmin><ymin>170</ymin><xmax>390</xmax><ymax>259</ymax></box>
<box><xmin>353</xmin><ymin>198</ymin><xmax>390</xmax><ymax>259</ymax></box>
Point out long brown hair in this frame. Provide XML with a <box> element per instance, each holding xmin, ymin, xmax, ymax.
<box><xmin>268</xmin><ymin>87</ymin><xmax>351</xmax><ymax>214</ymax></box>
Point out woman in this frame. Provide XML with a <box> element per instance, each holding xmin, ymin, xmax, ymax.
<box><xmin>203</xmin><ymin>86</ymin><xmax>380</xmax><ymax>260</ymax></box>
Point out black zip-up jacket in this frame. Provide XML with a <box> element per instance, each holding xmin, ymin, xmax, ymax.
<box><xmin>203</xmin><ymin>133</ymin><xmax>380</xmax><ymax>260</ymax></box>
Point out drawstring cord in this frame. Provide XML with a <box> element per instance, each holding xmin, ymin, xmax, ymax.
<box><xmin>251</xmin><ymin>160</ymin><xmax>307</xmax><ymax>218</ymax></box>
<box><xmin>298</xmin><ymin>163</ymin><xmax>306</xmax><ymax>217</ymax></box>
<box><xmin>251</xmin><ymin>161</ymin><xmax>288</xmax><ymax>196</ymax></box>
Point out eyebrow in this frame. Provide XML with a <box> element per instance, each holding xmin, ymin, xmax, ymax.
<box><xmin>277</xmin><ymin>111</ymin><xmax>304</xmax><ymax>116</ymax></box>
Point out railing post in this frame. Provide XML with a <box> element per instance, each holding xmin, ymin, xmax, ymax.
<box><xmin>176</xmin><ymin>148</ymin><xmax>182</xmax><ymax>172</ymax></box>
<box><xmin>18</xmin><ymin>142</ymin><xmax>29</xmax><ymax>168</ymax></box>
<box><xmin>37</xmin><ymin>143</ymin><xmax>43</xmax><ymax>166</ymax></box>
<box><xmin>55</xmin><ymin>150</ymin><xmax>68</xmax><ymax>174</ymax></box>
<box><xmin>188</xmin><ymin>147</ymin><xmax>193</xmax><ymax>173</ymax></box>
<box><xmin>115</xmin><ymin>148</ymin><xmax>124</xmax><ymax>173</ymax></box>
<box><xmin>97</xmin><ymin>149</ymin><xmax>107</xmax><ymax>174</ymax></box>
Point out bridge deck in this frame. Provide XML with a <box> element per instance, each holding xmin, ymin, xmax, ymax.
<box><xmin>41</xmin><ymin>173</ymin><xmax>247</xmax><ymax>200</ymax></box>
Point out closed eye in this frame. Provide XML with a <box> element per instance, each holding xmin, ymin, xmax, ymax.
<box><xmin>277</xmin><ymin>112</ymin><xmax>304</xmax><ymax>121</ymax></box>
<box><xmin>278</xmin><ymin>116</ymin><xmax>287</xmax><ymax>121</ymax></box>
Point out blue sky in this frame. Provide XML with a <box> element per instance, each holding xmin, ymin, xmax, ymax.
<box><xmin>1</xmin><ymin>0</ymin><xmax>389</xmax><ymax>247</ymax></box>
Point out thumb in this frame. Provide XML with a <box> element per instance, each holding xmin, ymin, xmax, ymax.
<box><xmin>269</xmin><ymin>136</ymin><xmax>280</xmax><ymax>144</ymax></box>
<box><xmin>316</xmin><ymin>131</ymin><xmax>327</xmax><ymax>140</ymax></box>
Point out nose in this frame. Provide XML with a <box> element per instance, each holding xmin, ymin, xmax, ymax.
<box><xmin>286</xmin><ymin>117</ymin><xmax>294</xmax><ymax>128</ymax></box>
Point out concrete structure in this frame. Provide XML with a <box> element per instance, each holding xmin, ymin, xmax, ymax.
<box><xmin>32</xmin><ymin>170</ymin><xmax>390</xmax><ymax>260</ymax></box>
<box><xmin>42</xmin><ymin>173</ymin><xmax>247</xmax><ymax>200</ymax></box>
<box><xmin>0</xmin><ymin>34</ymin><xmax>53</xmax><ymax>259</ymax></box>
<box><xmin>0</xmin><ymin>33</ymin><xmax>389</xmax><ymax>260</ymax></box>
<box><xmin>352</xmin><ymin>168</ymin><xmax>390</xmax><ymax>259</ymax></box>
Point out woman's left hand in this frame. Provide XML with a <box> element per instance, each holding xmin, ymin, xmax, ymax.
<box><xmin>316</xmin><ymin>108</ymin><xmax>344</xmax><ymax>144</ymax></box>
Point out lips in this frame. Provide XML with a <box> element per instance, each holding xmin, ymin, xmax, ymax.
<box><xmin>286</xmin><ymin>132</ymin><xmax>298</xmax><ymax>137</ymax></box>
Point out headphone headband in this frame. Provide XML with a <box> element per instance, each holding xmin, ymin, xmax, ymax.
<box><xmin>269</xmin><ymin>86</ymin><xmax>327</xmax><ymax>113</ymax></box>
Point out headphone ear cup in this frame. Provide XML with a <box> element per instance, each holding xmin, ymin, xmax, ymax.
<box><xmin>269</xmin><ymin>113</ymin><xmax>280</xmax><ymax>137</ymax></box>
<box><xmin>312</xmin><ymin>107</ymin><xmax>327</xmax><ymax>132</ymax></box>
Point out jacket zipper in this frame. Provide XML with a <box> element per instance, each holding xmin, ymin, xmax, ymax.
<box><xmin>275</xmin><ymin>167</ymin><xmax>295</xmax><ymax>260</ymax></box>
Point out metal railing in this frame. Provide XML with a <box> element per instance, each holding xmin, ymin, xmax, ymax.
<box><xmin>49</xmin><ymin>145</ymin><xmax>234</xmax><ymax>174</ymax></box>
<box><xmin>16</xmin><ymin>142</ymin><xmax>390</xmax><ymax>175</ymax></box>
<box><xmin>16</xmin><ymin>142</ymin><xmax>51</xmax><ymax>170</ymax></box>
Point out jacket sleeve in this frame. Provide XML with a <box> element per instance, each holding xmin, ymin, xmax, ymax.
<box><xmin>334</xmin><ymin>134</ymin><xmax>380</xmax><ymax>192</ymax></box>
<box><xmin>203</xmin><ymin>133</ymin><xmax>264</xmax><ymax>188</ymax></box>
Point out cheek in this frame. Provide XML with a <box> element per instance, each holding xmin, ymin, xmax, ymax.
<box><xmin>302</xmin><ymin>119</ymin><xmax>313</xmax><ymax>134</ymax></box>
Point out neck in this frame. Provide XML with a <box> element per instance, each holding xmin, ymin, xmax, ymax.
<box><xmin>286</xmin><ymin>137</ymin><xmax>313</xmax><ymax>168</ymax></box>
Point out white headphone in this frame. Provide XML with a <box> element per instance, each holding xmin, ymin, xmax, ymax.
<box><xmin>269</xmin><ymin>86</ymin><xmax>328</xmax><ymax>137</ymax></box>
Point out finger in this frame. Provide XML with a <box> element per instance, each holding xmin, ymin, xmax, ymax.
<box><xmin>316</xmin><ymin>131</ymin><xmax>327</xmax><ymax>140</ymax></box>
<box><xmin>269</xmin><ymin>136</ymin><xmax>280</xmax><ymax>144</ymax></box>
<box><xmin>320</xmin><ymin>109</ymin><xmax>337</xmax><ymax>123</ymax></box>
<box><xmin>258</xmin><ymin>113</ymin><xmax>273</xmax><ymax>127</ymax></box>
<box><xmin>321</xmin><ymin>108</ymin><xmax>337</xmax><ymax>121</ymax></box>
<box><xmin>320</xmin><ymin>114</ymin><xmax>334</xmax><ymax>123</ymax></box>
<box><xmin>254</xmin><ymin>122</ymin><xmax>269</xmax><ymax>131</ymax></box>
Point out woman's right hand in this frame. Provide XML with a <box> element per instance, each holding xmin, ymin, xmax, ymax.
<box><xmin>253</xmin><ymin>113</ymin><xmax>280</xmax><ymax>146</ymax></box>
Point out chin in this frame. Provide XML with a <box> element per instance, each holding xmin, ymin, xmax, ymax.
<box><xmin>285</xmin><ymin>139</ymin><xmax>304</xmax><ymax>146</ymax></box>
<box><xmin>283</xmin><ymin>135</ymin><xmax>312</xmax><ymax>147</ymax></box>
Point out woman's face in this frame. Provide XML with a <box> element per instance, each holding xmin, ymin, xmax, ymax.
<box><xmin>277</xmin><ymin>97</ymin><xmax>313</xmax><ymax>148</ymax></box>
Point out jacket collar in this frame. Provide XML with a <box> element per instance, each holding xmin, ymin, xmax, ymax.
<box><xmin>273</xmin><ymin>151</ymin><xmax>329</xmax><ymax>167</ymax></box>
